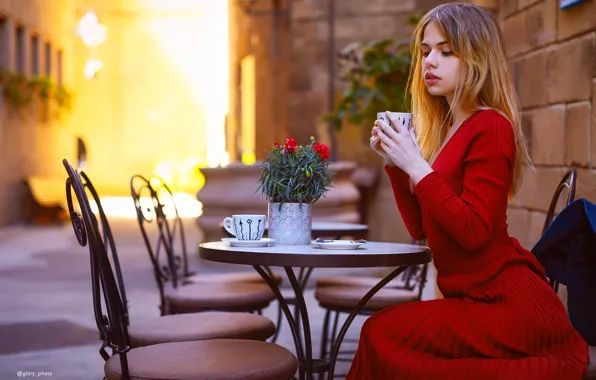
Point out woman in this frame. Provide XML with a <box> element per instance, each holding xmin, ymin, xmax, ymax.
<box><xmin>348</xmin><ymin>3</ymin><xmax>589</xmax><ymax>379</ymax></box>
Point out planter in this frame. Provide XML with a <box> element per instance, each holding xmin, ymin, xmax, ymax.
<box><xmin>196</xmin><ymin>163</ymin><xmax>267</xmax><ymax>242</ymax></box>
<box><xmin>268</xmin><ymin>202</ymin><xmax>312</xmax><ymax>245</ymax></box>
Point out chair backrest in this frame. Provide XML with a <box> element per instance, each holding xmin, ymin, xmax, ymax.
<box><xmin>542</xmin><ymin>169</ymin><xmax>577</xmax><ymax>236</ymax></box>
<box><xmin>147</xmin><ymin>175</ymin><xmax>192</xmax><ymax>279</ymax></box>
<box><xmin>130</xmin><ymin>174</ymin><xmax>188</xmax><ymax>316</ymax></box>
<box><xmin>397</xmin><ymin>239</ymin><xmax>429</xmax><ymax>300</ymax></box>
<box><xmin>62</xmin><ymin>159</ymin><xmax>131</xmax><ymax>379</ymax></box>
<box><xmin>541</xmin><ymin>169</ymin><xmax>577</xmax><ymax>292</ymax></box>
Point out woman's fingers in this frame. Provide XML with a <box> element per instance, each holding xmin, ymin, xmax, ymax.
<box><xmin>385</xmin><ymin>111</ymin><xmax>408</xmax><ymax>135</ymax></box>
<box><xmin>376</xmin><ymin>129</ymin><xmax>396</xmax><ymax>148</ymax></box>
<box><xmin>375</xmin><ymin>119</ymin><xmax>399</xmax><ymax>140</ymax></box>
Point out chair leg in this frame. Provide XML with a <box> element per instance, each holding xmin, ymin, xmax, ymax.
<box><xmin>320</xmin><ymin>309</ymin><xmax>331</xmax><ymax>359</ymax></box>
<box><xmin>270</xmin><ymin>301</ymin><xmax>284</xmax><ymax>343</ymax></box>
<box><xmin>330</xmin><ymin>311</ymin><xmax>341</xmax><ymax>350</ymax></box>
<box><xmin>318</xmin><ymin>309</ymin><xmax>332</xmax><ymax>380</ymax></box>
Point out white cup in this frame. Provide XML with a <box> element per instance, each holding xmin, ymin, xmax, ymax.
<box><xmin>223</xmin><ymin>214</ymin><xmax>266</xmax><ymax>241</ymax></box>
<box><xmin>377</xmin><ymin>112</ymin><xmax>413</xmax><ymax>131</ymax></box>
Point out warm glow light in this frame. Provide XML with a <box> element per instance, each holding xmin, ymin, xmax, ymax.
<box><xmin>147</xmin><ymin>1</ymin><xmax>229</xmax><ymax>169</ymax></box>
<box><xmin>241</xmin><ymin>152</ymin><xmax>256</xmax><ymax>165</ymax></box>
<box><xmin>76</xmin><ymin>11</ymin><xmax>107</xmax><ymax>46</ymax></box>
<box><xmin>89</xmin><ymin>194</ymin><xmax>202</xmax><ymax>219</ymax></box>
<box><xmin>153</xmin><ymin>158</ymin><xmax>205</xmax><ymax>193</ymax></box>
<box><xmin>84</xmin><ymin>59</ymin><xmax>103</xmax><ymax>79</ymax></box>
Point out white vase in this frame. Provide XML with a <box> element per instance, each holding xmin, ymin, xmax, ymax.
<box><xmin>268</xmin><ymin>202</ymin><xmax>312</xmax><ymax>245</ymax></box>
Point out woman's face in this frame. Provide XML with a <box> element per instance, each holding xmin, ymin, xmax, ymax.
<box><xmin>420</xmin><ymin>20</ymin><xmax>461</xmax><ymax>104</ymax></box>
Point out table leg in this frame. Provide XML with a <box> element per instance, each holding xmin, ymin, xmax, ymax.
<box><xmin>254</xmin><ymin>265</ymin><xmax>406</xmax><ymax>380</ymax></box>
<box><xmin>253</xmin><ymin>265</ymin><xmax>304</xmax><ymax>361</ymax></box>
<box><xmin>285</xmin><ymin>267</ymin><xmax>318</xmax><ymax>380</ymax></box>
<box><xmin>326</xmin><ymin>266</ymin><xmax>408</xmax><ymax>380</ymax></box>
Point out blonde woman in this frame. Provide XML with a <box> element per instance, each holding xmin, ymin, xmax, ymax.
<box><xmin>351</xmin><ymin>3</ymin><xmax>589</xmax><ymax>379</ymax></box>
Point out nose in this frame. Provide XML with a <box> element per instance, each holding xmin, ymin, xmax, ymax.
<box><xmin>423</xmin><ymin>50</ymin><xmax>439</xmax><ymax>68</ymax></box>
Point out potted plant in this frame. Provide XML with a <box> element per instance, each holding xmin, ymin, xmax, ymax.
<box><xmin>257</xmin><ymin>136</ymin><xmax>334</xmax><ymax>245</ymax></box>
<box><xmin>324</xmin><ymin>38</ymin><xmax>412</xmax><ymax>131</ymax></box>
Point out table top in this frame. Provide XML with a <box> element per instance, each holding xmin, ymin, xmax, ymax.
<box><xmin>199</xmin><ymin>241</ymin><xmax>431</xmax><ymax>268</ymax></box>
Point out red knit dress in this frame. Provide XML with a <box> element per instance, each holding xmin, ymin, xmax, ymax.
<box><xmin>346</xmin><ymin>110</ymin><xmax>589</xmax><ymax>379</ymax></box>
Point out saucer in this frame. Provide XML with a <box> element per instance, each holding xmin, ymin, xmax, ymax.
<box><xmin>222</xmin><ymin>238</ymin><xmax>275</xmax><ymax>247</ymax></box>
<box><xmin>312</xmin><ymin>240</ymin><xmax>365</xmax><ymax>250</ymax></box>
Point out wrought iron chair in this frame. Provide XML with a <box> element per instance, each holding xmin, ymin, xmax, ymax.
<box><xmin>537</xmin><ymin>169</ymin><xmax>595</xmax><ymax>379</ymax></box>
<box><xmin>136</xmin><ymin>175</ymin><xmax>283</xmax><ymax>286</ymax></box>
<box><xmin>63</xmin><ymin>159</ymin><xmax>298</xmax><ymax>380</ymax></box>
<box><xmin>130</xmin><ymin>174</ymin><xmax>277</xmax><ymax>315</ymax></box>
<box><xmin>68</xmin><ymin>161</ymin><xmax>277</xmax><ymax>345</ymax></box>
<box><xmin>541</xmin><ymin>169</ymin><xmax>577</xmax><ymax>293</ymax></box>
<box><xmin>315</xmin><ymin>262</ymin><xmax>428</xmax><ymax>368</ymax></box>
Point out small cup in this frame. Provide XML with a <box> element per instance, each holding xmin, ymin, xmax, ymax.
<box><xmin>377</xmin><ymin>112</ymin><xmax>413</xmax><ymax>131</ymax></box>
<box><xmin>223</xmin><ymin>214</ymin><xmax>266</xmax><ymax>241</ymax></box>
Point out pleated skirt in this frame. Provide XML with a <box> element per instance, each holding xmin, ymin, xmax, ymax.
<box><xmin>346</xmin><ymin>264</ymin><xmax>589</xmax><ymax>379</ymax></box>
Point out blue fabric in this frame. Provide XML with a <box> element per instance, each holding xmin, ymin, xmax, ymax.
<box><xmin>531</xmin><ymin>198</ymin><xmax>596</xmax><ymax>346</ymax></box>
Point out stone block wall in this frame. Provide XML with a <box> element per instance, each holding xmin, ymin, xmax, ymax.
<box><xmin>288</xmin><ymin>0</ymin><xmax>446</xmax><ymax>156</ymax></box>
<box><xmin>502</xmin><ymin>0</ymin><xmax>596</xmax><ymax>249</ymax></box>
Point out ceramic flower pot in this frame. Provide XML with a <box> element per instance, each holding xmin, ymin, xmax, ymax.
<box><xmin>268</xmin><ymin>202</ymin><xmax>312</xmax><ymax>245</ymax></box>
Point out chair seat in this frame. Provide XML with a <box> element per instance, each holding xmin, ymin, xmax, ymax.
<box><xmin>128</xmin><ymin>312</ymin><xmax>276</xmax><ymax>348</ymax></box>
<box><xmin>585</xmin><ymin>346</ymin><xmax>596</xmax><ymax>379</ymax></box>
<box><xmin>105</xmin><ymin>339</ymin><xmax>298</xmax><ymax>380</ymax></box>
<box><xmin>316</xmin><ymin>275</ymin><xmax>406</xmax><ymax>288</ymax></box>
<box><xmin>183</xmin><ymin>271</ymin><xmax>283</xmax><ymax>286</ymax></box>
<box><xmin>165</xmin><ymin>282</ymin><xmax>276</xmax><ymax>313</ymax></box>
<box><xmin>315</xmin><ymin>285</ymin><xmax>419</xmax><ymax>311</ymax></box>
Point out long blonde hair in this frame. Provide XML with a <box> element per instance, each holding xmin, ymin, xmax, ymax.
<box><xmin>408</xmin><ymin>2</ymin><xmax>530</xmax><ymax>197</ymax></box>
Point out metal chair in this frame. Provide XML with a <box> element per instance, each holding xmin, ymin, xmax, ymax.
<box><xmin>69</xmin><ymin>163</ymin><xmax>278</xmax><ymax>345</ymax></box>
<box><xmin>130</xmin><ymin>174</ymin><xmax>277</xmax><ymax>315</ymax></box>
<box><xmin>541</xmin><ymin>169</ymin><xmax>577</xmax><ymax>293</ymax></box>
<box><xmin>62</xmin><ymin>159</ymin><xmax>298</xmax><ymax>380</ymax></box>
<box><xmin>315</xmin><ymin>262</ymin><xmax>428</xmax><ymax>374</ymax></box>
<box><xmin>537</xmin><ymin>169</ymin><xmax>595</xmax><ymax>379</ymax></box>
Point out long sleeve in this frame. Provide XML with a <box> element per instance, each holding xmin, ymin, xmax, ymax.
<box><xmin>385</xmin><ymin>165</ymin><xmax>425</xmax><ymax>241</ymax></box>
<box><xmin>413</xmin><ymin>118</ymin><xmax>514</xmax><ymax>251</ymax></box>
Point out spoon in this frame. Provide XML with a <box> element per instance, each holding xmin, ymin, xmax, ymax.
<box><xmin>315</xmin><ymin>238</ymin><xmax>367</xmax><ymax>244</ymax></box>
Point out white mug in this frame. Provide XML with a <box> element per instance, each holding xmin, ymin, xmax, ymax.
<box><xmin>377</xmin><ymin>112</ymin><xmax>413</xmax><ymax>131</ymax></box>
<box><xmin>223</xmin><ymin>214</ymin><xmax>266</xmax><ymax>241</ymax></box>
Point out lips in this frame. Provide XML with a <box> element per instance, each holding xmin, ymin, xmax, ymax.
<box><xmin>425</xmin><ymin>72</ymin><xmax>440</xmax><ymax>80</ymax></box>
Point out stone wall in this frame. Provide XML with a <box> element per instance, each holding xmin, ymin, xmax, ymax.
<box><xmin>226</xmin><ymin>0</ymin><xmax>291</xmax><ymax>163</ymax></box>
<box><xmin>289</xmin><ymin>0</ymin><xmax>446</xmax><ymax>157</ymax></box>
<box><xmin>501</xmin><ymin>0</ymin><xmax>596</xmax><ymax>249</ymax></box>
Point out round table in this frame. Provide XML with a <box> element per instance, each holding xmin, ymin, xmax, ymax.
<box><xmin>199</xmin><ymin>241</ymin><xmax>431</xmax><ymax>380</ymax></box>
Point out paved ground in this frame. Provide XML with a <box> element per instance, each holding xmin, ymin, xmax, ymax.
<box><xmin>0</xmin><ymin>217</ymin><xmax>436</xmax><ymax>380</ymax></box>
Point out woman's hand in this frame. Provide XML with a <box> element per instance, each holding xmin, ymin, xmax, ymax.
<box><xmin>369</xmin><ymin>126</ymin><xmax>393</xmax><ymax>166</ymax></box>
<box><xmin>375</xmin><ymin>111</ymin><xmax>434</xmax><ymax>184</ymax></box>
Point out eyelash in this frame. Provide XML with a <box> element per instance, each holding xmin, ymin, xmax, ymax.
<box><xmin>422</xmin><ymin>51</ymin><xmax>454</xmax><ymax>57</ymax></box>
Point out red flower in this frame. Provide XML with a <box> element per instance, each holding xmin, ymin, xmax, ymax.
<box><xmin>285</xmin><ymin>138</ymin><xmax>298</xmax><ymax>153</ymax></box>
<box><xmin>274</xmin><ymin>142</ymin><xmax>280</xmax><ymax>149</ymax></box>
<box><xmin>313</xmin><ymin>143</ymin><xmax>330</xmax><ymax>160</ymax></box>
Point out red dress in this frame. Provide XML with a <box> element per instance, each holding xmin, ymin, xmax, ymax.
<box><xmin>346</xmin><ymin>110</ymin><xmax>589</xmax><ymax>379</ymax></box>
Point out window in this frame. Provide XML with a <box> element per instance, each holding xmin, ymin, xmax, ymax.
<box><xmin>44</xmin><ymin>42</ymin><xmax>51</xmax><ymax>77</ymax></box>
<box><xmin>31</xmin><ymin>34</ymin><xmax>39</xmax><ymax>76</ymax></box>
<box><xmin>15</xmin><ymin>26</ymin><xmax>25</xmax><ymax>74</ymax></box>
<box><xmin>0</xmin><ymin>18</ymin><xmax>6</xmax><ymax>70</ymax></box>
<box><xmin>56</xmin><ymin>50</ymin><xmax>62</xmax><ymax>84</ymax></box>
